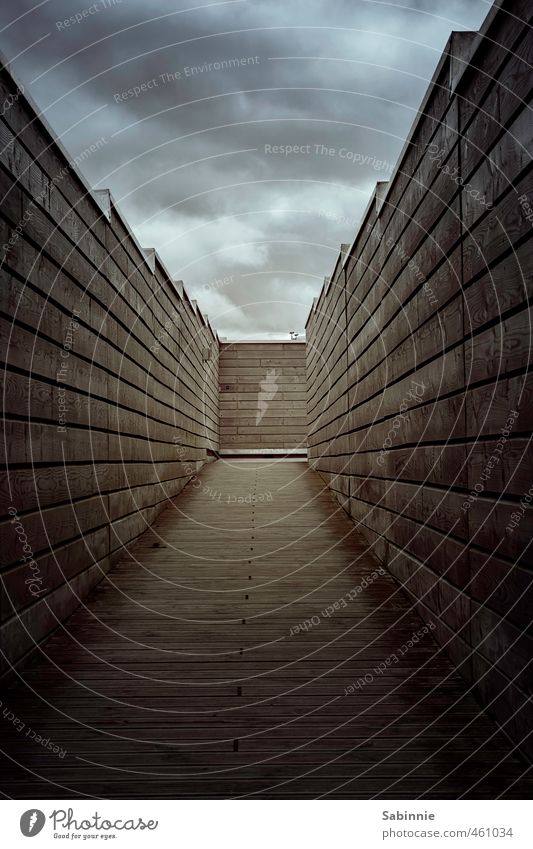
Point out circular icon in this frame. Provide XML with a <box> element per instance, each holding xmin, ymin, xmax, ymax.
<box><xmin>20</xmin><ymin>810</ymin><xmax>46</xmax><ymax>837</ymax></box>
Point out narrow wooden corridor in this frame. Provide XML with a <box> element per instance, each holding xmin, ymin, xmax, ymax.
<box><xmin>0</xmin><ymin>461</ymin><xmax>529</xmax><ymax>798</ymax></box>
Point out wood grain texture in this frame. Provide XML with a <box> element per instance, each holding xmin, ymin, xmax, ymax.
<box><xmin>306</xmin><ymin>0</ymin><xmax>533</xmax><ymax>763</ymax></box>
<box><xmin>219</xmin><ymin>343</ymin><xmax>307</xmax><ymax>451</ymax></box>
<box><xmin>0</xmin><ymin>0</ymin><xmax>531</xmax><ymax>797</ymax></box>
<box><xmin>0</xmin><ymin>460</ymin><xmax>529</xmax><ymax>799</ymax></box>
<box><xmin>0</xmin><ymin>65</ymin><xmax>219</xmax><ymax>673</ymax></box>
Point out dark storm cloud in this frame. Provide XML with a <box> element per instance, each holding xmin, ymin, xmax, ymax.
<box><xmin>0</xmin><ymin>0</ymin><xmax>489</xmax><ymax>338</ymax></box>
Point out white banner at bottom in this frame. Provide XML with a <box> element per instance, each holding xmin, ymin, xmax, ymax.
<box><xmin>2</xmin><ymin>799</ymin><xmax>531</xmax><ymax>848</ymax></box>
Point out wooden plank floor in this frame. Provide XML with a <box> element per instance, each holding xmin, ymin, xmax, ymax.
<box><xmin>0</xmin><ymin>460</ymin><xmax>530</xmax><ymax>798</ymax></box>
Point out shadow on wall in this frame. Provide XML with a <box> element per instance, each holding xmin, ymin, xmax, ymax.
<box><xmin>306</xmin><ymin>0</ymin><xmax>533</xmax><ymax>763</ymax></box>
<box><xmin>0</xmin><ymin>61</ymin><xmax>219</xmax><ymax>674</ymax></box>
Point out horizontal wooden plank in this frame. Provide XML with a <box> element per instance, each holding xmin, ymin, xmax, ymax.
<box><xmin>1</xmin><ymin>459</ymin><xmax>528</xmax><ymax>798</ymax></box>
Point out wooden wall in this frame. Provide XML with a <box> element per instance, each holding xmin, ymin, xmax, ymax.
<box><xmin>0</xmin><ymin>65</ymin><xmax>219</xmax><ymax>674</ymax></box>
<box><xmin>219</xmin><ymin>342</ymin><xmax>307</xmax><ymax>452</ymax></box>
<box><xmin>307</xmin><ymin>0</ymin><xmax>533</xmax><ymax>760</ymax></box>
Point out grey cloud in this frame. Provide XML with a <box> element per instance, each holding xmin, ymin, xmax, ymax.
<box><xmin>0</xmin><ymin>0</ymin><xmax>488</xmax><ymax>337</ymax></box>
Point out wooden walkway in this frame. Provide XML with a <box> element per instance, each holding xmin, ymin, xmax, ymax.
<box><xmin>0</xmin><ymin>461</ymin><xmax>530</xmax><ymax>798</ymax></box>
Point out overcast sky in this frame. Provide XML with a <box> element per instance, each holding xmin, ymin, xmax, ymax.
<box><xmin>1</xmin><ymin>0</ymin><xmax>490</xmax><ymax>338</ymax></box>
